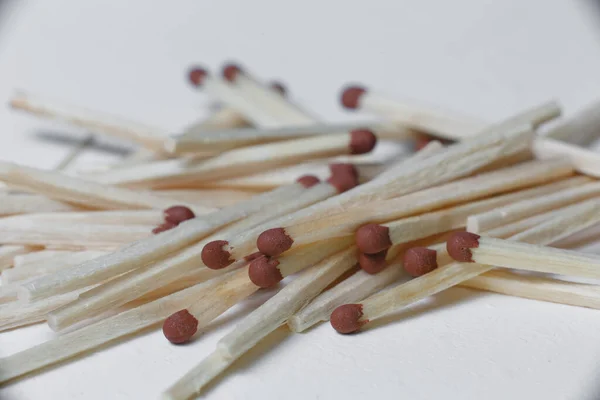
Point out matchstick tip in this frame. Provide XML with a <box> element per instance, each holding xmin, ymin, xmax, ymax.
<box><xmin>296</xmin><ymin>175</ymin><xmax>321</xmax><ymax>188</ymax></box>
<box><xmin>327</xmin><ymin>163</ymin><xmax>359</xmax><ymax>193</ymax></box>
<box><xmin>188</xmin><ymin>67</ymin><xmax>208</xmax><ymax>87</ymax></box>
<box><xmin>340</xmin><ymin>86</ymin><xmax>366</xmax><ymax>109</ymax></box>
<box><xmin>163</xmin><ymin>309</ymin><xmax>199</xmax><ymax>344</ymax></box>
<box><xmin>358</xmin><ymin>250</ymin><xmax>388</xmax><ymax>274</ymax></box>
<box><xmin>201</xmin><ymin>240</ymin><xmax>234</xmax><ymax>269</ymax></box>
<box><xmin>152</xmin><ymin>221</ymin><xmax>177</xmax><ymax>235</ymax></box>
<box><xmin>248</xmin><ymin>255</ymin><xmax>283</xmax><ymax>288</ymax></box>
<box><xmin>256</xmin><ymin>228</ymin><xmax>293</xmax><ymax>257</ymax></box>
<box><xmin>355</xmin><ymin>223</ymin><xmax>392</xmax><ymax>254</ymax></box>
<box><xmin>270</xmin><ymin>81</ymin><xmax>287</xmax><ymax>96</ymax></box>
<box><xmin>446</xmin><ymin>232</ymin><xmax>480</xmax><ymax>263</ymax></box>
<box><xmin>403</xmin><ymin>247</ymin><xmax>438</xmax><ymax>277</ymax></box>
<box><xmin>330</xmin><ymin>304</ymin><xmax>367</xmax><ymax>334</ymax></box>
<box><xmin>349</xmin><ymin>129</ymin><xmax>377</xmax><ymax>155</ymax></box>
<box><xmin>164</xmin><ymin>206</ymin><xmax>195</xmax><ymax>225</ymax></box>
<box><xmin>222</xmin><ymin>63</ymin><xmax>242</xmax><ymax>82</ymax></box>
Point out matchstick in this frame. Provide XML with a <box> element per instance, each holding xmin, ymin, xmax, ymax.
<box><xmin>0</xmin><ymin>245</ymin><xmax>35</xmax><ymax>271</ymax></box>
<box><xmin>354</xmin><ymin>176</ymin><xmax>587</xmax><ymax>256</ymax></box>
<box><xmin>543</xmin><ymin>99</ymin><xmax>600</xmax><ymax>146</ymax></box>
<box><xmin>467</xmin><ymin>177</ymin><xmax>600</xmax><ymax>232</ymax></box>
<box><xmin>161</xmin><ymin>247</ymin><xmax>358</xmax><ymax>399</ymax></box>
<box><xmin>88</xmin><ymin>128</ymin><xmax>377</xmax><ymax>188</ymax></box>
<box><xmin>329</xmin><ymin>197</ymin><xmax>600</xmax><ymax>333</ymax></box>
<box><xmin>154</xmin><ymin>188</ymin><xmax>257</xmax><ymax>207</ymax></box>
<box><xmin>0</xmin><ymin>210</ymin><xmax>165</xmax><ymax>226</ymax></box>
<box><xmin>257</xmin><ymin>158</ymin><xmax>574</xmax><ymax>257</ymax></box>
<box><xmin>0</xmin><ymin>161</ymin><xmax>216</xmax><ymax>213</ymax></box>
<box><xmin>13</xmin><ymin>250</ymin><xmax>74</xmax><ymax>268</ymax></box>
<box><xmin>10</xmin><ymin>91</ymin><xmax>167</xmax><ymax>151</ymax></box>
<box><xmin>446</xmin><ymin>231</ymin><xmax>600</xmax><ymax>280</ymax></box>
<box><xmin>532</xmin><ymin>137</ymin><xmax>600</xmax><ymax>178</ymax></box>
<box><xmin>18</xmin><ymin>179</ymin><xmax>311</xmax><ymax>302</ymax></box>
<box><xmin>0</xmin><ymin>194</ymin><xmax>80</xmax><ymax>216</ymax></box>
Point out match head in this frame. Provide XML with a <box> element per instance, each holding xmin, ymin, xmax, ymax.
<box><xmin>446</xmin><ymin>232</ymin><xmax>481</xmax><ymax>263</ymax></box>
<box><xmin>201</xmin><ymin>240</ymin><xmax>234</xmax><ymax>269</ymax></box>
<box><xmin>270</xmin><ymin>81</ymin><xmax>287</xmax><ymax>96</ymax></box>
<box><xmin>358</xmin><ymin>250</ymin><xmax>388</xmax><ymax>274</ymax></box>
<box><xmin>152</xmin><ymin>221</ymin><xmax>177</xmax><ymax>235</ymax></box>
<box><xmin>163</xmin><ymin>205</ymin><xmax>195</xmax><ymax>225</ymax></box>
<box><xmin>330</xmin><ymin>304</ymin><xmax>367</xmax><ymax>334</ymax></box>
<box><xmin>188</xmin><ymin>67</ymin><xmax>208</xmax><ymax>87</ymax></box>
<box><xmin>349</xmin><ymin>129</ymin><xmax>377</xmax><ymax>155</ymax></box>
<box><xmin>403</xmin><ymin>247</ymin><xmax>438</xmax><ymax>277</ymax></box>
<box><xmin>162</xmin><ymin>309</ymin><xmax>199</xmax><ymax>344</ymax></box>
<box><xmin>355</xmin><ymin>223</ymin><xmax>392</xmax><ymax>254</ymax></box>
<box><xmin>222</xmin><ymin>63</ymin><xmax>242</xmax><ymax>82</ymax></box>
<box><xmin>256</xmin><ymin>228</ymin><xmax>293</xmax><ymax>257</ymax></box>
<box><xmin>296</xmin><ymin>175</ymin><xmax>320</xmax><ymax>188</ymax></box>
<box><xmin>327</xmin><ymin>163</ymin><xmax>359</xmax><ymax>193</ymax></box>
<box><xmin>248</xmin><ymin>255</ymin><xmax>283</xmax><ymax>288</ymax></box>
<box><xmin>340</xmin><ymin>86</ymin><xmax>366</xmax><ymax>109</ymax></box>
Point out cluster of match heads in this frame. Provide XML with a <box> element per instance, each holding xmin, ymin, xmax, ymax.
<box><xmin>2</xmin><ymin>61</ymin><xmax>600</xmax><ymax>400</ymax></box>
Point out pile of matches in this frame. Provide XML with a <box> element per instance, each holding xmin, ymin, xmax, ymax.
<box><xmin>3</xmin><ymin>62</ymin><xmax>600</xmax><ymax>399</ymax></box>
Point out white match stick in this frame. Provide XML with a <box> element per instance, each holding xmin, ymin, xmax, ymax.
<box><xmin>257</xmin><ymin>158</ymin><xmax>574</xmax><ymax>257</ymax></box>
<box><xmin>467</xmin><ymin>177</ymin><xmax>600</xmax><ymax>233</ymax></box>
<box><xmin>0</xmin><ymin>245</ymin><xmax>35</xmax><ymax>271</ymax></box>
<box><xmin>12</xmin><ymin>250</ymin><xmax>75</xmax><ymax>268</ymax></box>
<box><xmin>0</xmin><ymin>269</ymin><xmax>244</xmax><ymax>384</ymax></box>
<box><xmin>532</xmin><ymin>137</ymin><xmax>600</xmax><ymax>178</ymax></box>
<box><xmin>154</xmin><ymin>188</ymin><xmax>257</xmax><ymax>207</ymax></box>
<box><xmin>18</xmin><ymin>181</ymin><xmax>310</xmax><ymax>302</ymax></box>
<box><xmin>354</xmin><ymin>176</ymin><xmax>587</xmax><ymax>255</ymax></box>
<box><xmin>162</xmin><ymin>246</ymin><xmax>357</xmax><ymax>399</ymax></box>
<box><xmin>0</xmin><ymin>161</ymin><xmax>216</xmax><ymax>213</ymax></box>
<box><xmin>0</xmin><ymin>210</ymin><xmax>164</xmax><ymax>226</ymax></box>
<box><xmin>543</xmin><ymin>99</ymin><xmax>600</xmax><ymax>146</ymax></box>
<box><xmin>329</xmin><ymin>197</ymin><xmax>600</xmax><ymax>333</ymax></box>
<box><xmin>0</xmin><ymin>194</ymin><xmax>80</xmax><ymax>216</ymax></box>
<box><xmin>10</xmin><ymin>91</ymin><xmax>167</xmax><ymax>151</ymax></box>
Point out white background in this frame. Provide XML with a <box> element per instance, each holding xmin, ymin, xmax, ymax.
<box><xmin>2</xmin><ymin>1</ymin><xmax>600</xmax><ymax>399</ymax></box>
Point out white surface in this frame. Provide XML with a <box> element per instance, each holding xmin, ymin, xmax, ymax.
<box><xmin>2</xmin><ymin>1</ymin><xmax>600</xmax><ymax>399</ymax></box>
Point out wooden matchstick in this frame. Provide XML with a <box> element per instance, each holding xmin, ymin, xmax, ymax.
<box><xmin>0</xmin><ymin>245</ymin><xmax>35</xmax><ymax>271</ymax></box>
<box><xmin>0</xmin><ymin>161</ymin><xmax>216</xmax><ymax>213</ymax></box>
<box><xmin>154</xmin><ymin>188</ymin><xmax>257</xmax><ymax>207</ymax></box>
<box><xmin>329</xmin><ymin>197</ymin><xmax>600</xmax><ymax>333</ymax></box>
<box><xmin>18</xmin><ymin>179</ymin><xmax>311</xmax><ymax>302</ymax></box>
<box><xmin>543</xmin><ymin>99</ymin><xmax>600</xmax><ymax>146</ymax></box>
<box><xmin>0</xmin><ymin>210</ymin><xmax>164</xmax><ymax>226</ymax></box>
<box><xmin>467</xmin><ymin>177</ymin><xmax>600</xmax><ymax>232</ymax></box>
<box><xmin>532</xmin><ymin>137</ymin><xmax>600</xmax><ymax>177</ymax></box>
<box><xmin>10</xmin><ymin>91</ymin><xmax>167</xmax><ymax>151</ymax></box>
<box><xmin>0</xmin><ymin>194</ymin><xmax>80</xmax><ymax>216</ymax></box>
<box><xmin>257</xmin><ymin>158</ymin><xmax>574</xmax><ymax>257</ymax></box>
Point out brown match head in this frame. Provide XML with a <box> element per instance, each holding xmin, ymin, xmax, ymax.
<box><xmin>296</xmin><ymin>175</ymin><xmax>320</xmax><ymax>188</ymax></box>
<box><xmin>355</xmin><ymin>223</ymin><xmax>392</xmax><ymax>254</ymax></box>
<box><xmin>162</xmin><ymin>309</ymin><xmax>199</xmax><ymax>344</ymax></box>
<box><xmin>270</xmin><ymin>81</ymin><xmax>287</xmax><ymax>96</ymax></box>
<box><xmin>446</xmin><ymin>232</ymin><xmax>481</xmax><ymax>262</ymax></box>
<box><xmin>358</xmin><ymin>250</ymin><xmax>388</xmax><ymax>274</ymax></box>
<box><xmin>248</xmin><ymin>255</ymin><xmax>283</xmax><ymax>288</ymax></box>
<box><xmin>201</xmin><ymin>240</ymin><xmax>234</xmax><ymax>269</ymax></box>
<box><xmin>188</xmin><ymin>67</ymin><xmax>207</xmax><ymax>87</ymax></box>
<box><xmin>340</xmin><ymin>86</ymin><xmax>366</xmax><ymax>109</ymax></box>
<box><xmin>403</xmin><ymin>247</ymin><xmax>438</xmax><ymax>277</ymax></box>
<box><xmin>349</xmin><ymin>129</ymin><xmax>377</xmax><ymax>155</ymax></box>
<box><xmin>152</xmin><ymin>221</ymin><xmax>177</xmax><ymax>235</ymax></box>
<box><xmin>327</xmin><ymin>163</ymin><xmax>359</xmax><ymax>193</ymax></box>
<box><xmin>256</xmin><ymin>228</ymin><xmax>293</xmax><ymax>257</ymax></box>
<box><xmin>164</xmin><ymin>205</ymin><xmax>195</xmax><ymax>225</ymax></box>
<box><xmin>330</xmin><ymin>304</ymin><xmax>367</xmax><ymax>334</ymax></box>
<box><xmin>222</xmin><ymin>63</ymin><xmax>242</xmax><ymax>82</ymax></box>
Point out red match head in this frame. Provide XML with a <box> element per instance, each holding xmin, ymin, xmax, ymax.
<box><xmin>340</xmin><ymin>86</ymin><xmax>366</xmax><ymax>110</ymax></box>
<box><xmin>163</xmin><ymin>206</ymin><xmax>195</xmax><ymax>225</ymax></box>
<box><xmin>355</xmin><ymin>223</ymin><xmax>392</xmax><ymax>254</ymax></box>
<box><xmin>248</xmin><ymin>255</ymin><xmax>283</xmax><ymax>288</ymax></box>
<box><xmin>358</xmin><ymin>250</ymin><xmax>388</xmax><ymax>274</ymax></box>
<box><xmin>152</xmin><ymin>221</ymin><xmax>177</xmax><ymax>235</ymax></box>
<box><xmin>201</xmin><ymin>240</ymin><xmax>234</xmax><ymax>269</ymax></box>
<box><xmin>296</xmin><ymin>175</ymin><xmax>320</xmax><ymax>188</ymax></box>
<box><xmin>446</xmin><ymin>232</ymin><xmax>481</xmax><ymax>262</ymax></box>
<box><xmin>349</xmin><ymin>129</ymin><xmax>377</xmax><ymax>155</ymax></box>
<box><xmin>256</xmin><ymin>228</ymin><xmax>293</xmax><ymax>257</ymax></box>
<box><xmin>188</xmin><ymin>67</ymin><xmax>208</xmax><ymax>87</ymax></box>
<box><xmin>162</xmin><ymin>309</ymin><xmax>199</xmax><ymax>344</ymax></box>
<box><xmin>330</xmin><ymin>304</ymin><xmax>367</xmax><ymax>334</ymax></box>
<box><xmin>222</xmin><ymin>63</ymin><xmax>242</xmax><ymax>82</ymax></box>
<box><xmin>402</xmin><ymin>247</ymin><xmax>438</xmax><ymax>277</ymax></box>
<box><xmin>327</xmin><ymin>163</ymin><xmax>359</xmax><ymax>193</ymax></box>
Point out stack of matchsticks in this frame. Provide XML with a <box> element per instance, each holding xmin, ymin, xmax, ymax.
<box><xmin>3</xmin><ymin>62</ymin><xmax>600</xmax><ymax>399</ymax></box>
